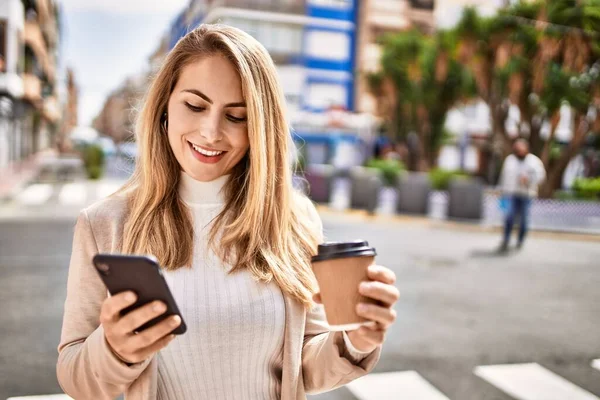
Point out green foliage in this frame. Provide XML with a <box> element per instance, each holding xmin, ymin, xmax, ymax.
<box><xmin>365</xmin><ymin>71</ymin><xmax>385</xmax><ymax>95</ymax></box>
<box><xmin>81</xmin><ymin>143</ymin><xmax>105</xmax><ymax>180</ymax></box>
<box><xmin>87</xmin><ymin>165</ymin><xmax>103</xmax><ymax>180</ymax></box>
<box><xmin>455</xmin><ymin>7</ymin><xmax>485</xmax><ymax>37</ymax></box>
<box><xmin>572</xmin><ymin>177</ymin><xmax>600</xmax><ymax>199</ymax></box>
<box><xmin>543</xmin><ymin>63</ymin><xmax>592</xmax><ymax>114</ymax></box>
<box><xmin>428</xmin><ymin>168</ymin><xmax>469</xmax><ymax>191</ymax></box>
<box><xmin>379</xmin><ymin>28</ymin><xmax>473</xmax><ymax>162</ymax></box>
<box><xmin>366</xmin><ymin>158</ymin><xmax>405</xmax><ymax>187</ymax></box>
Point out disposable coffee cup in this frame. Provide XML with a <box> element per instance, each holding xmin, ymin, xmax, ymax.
<box><xmin>311</xmin><ymin>240</ymin><xmax>377</xmax><ymax>331</ymax></box>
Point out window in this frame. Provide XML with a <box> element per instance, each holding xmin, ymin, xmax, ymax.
<box><xmin>306</xmin><ymin>83</ymin><xmax>347</xmax><ymax>109</ymax></box>
<box><xmin>305</xmin><ymin>30</ymin><xmax>350</xmax><ymax>61</ymax></box>
<box><xmin>0</xmin><ymin>20</ymin><xmax>6</xmax><ymax>73</ymax></box>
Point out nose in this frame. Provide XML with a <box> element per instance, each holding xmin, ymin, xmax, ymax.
<box><xmin>200</xmin><ymin>112</ymin><xmax>223</xmax><ymax>144</ymax></box>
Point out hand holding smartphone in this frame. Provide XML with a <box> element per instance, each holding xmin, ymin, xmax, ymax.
<box><xmin>92</xmin><ymin>254</ymin><xmax>187</xmax><ymax>364</ymax></box>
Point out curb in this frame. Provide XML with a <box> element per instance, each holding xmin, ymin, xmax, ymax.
<box><xmin>315</xmin><ymin>205</ymin><xmax>600</xmax><ymax>243</ymax></box>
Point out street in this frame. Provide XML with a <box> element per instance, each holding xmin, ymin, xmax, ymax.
<box><xmin>1</xmin><ymin>184</ymin><xmax>599</xmax><ymax>400</ymax></box>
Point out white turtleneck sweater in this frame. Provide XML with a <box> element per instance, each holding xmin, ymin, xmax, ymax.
<box><xmin>156</xmin><ymin>171</ymin><xmax>370</xmax><ymax>400</ymax></box>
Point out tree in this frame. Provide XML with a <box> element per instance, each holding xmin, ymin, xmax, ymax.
<box><xmin>454</xmin><ymin>1</ymin><xmax>600</xmax><ymax>197</ymax></box>
<box><xmin>368</xmin><ymin>29</ymin><xmax>476</xmax><ymax>171</ymax></box>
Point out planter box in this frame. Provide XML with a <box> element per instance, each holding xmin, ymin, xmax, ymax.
<box><xmin>349</xmin><ymin>167</ymin><xmax>383</xmax><ymax>213</ymax></box>
<box><xmin>397</xmin><ymin>172</ymin><xmax>431</xmax><ymax>215</ymax></box>
<box><xmin>447</xmin><ymin>178</ymin><xmax>484</xmax><ymax>220</ymax></box>
<box><xmin>303</xmin><ymin>164</ymin><xmax>335</xmax><ymax>204</ymax></box>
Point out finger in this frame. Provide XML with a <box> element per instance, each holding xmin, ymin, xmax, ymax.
<box><xmin>312</xmin><ymin>293</ymin><xmax>322</xmax><ymax>304</ymax></box>
<box><xmin>367</xmin><ymin>265</ymin><xmax>396</xmax><ymax>285</ymax></box>
<box><xmin>132</xmin><ymin>332</ymin><xmax>177</xmax><ymax>363</ymax></box>
<box><xmin>355</xmin><ymin>326</ymin><xmax>385</xmax><ymax>345</ymax></box>
<box><xmin>359</xmin><ymin>281</ymin><xmax>400</xmax><ymax>306</ymax></box>
<box><xmin>100</xmin><ymin>291</ymin><xmax>137</xmax><ymax>324</ymax></box>
<box><xmin>131</xmin><ymin>315</ymin><xmax>182</xmax><ymax>350</ymax></box>
<box><xmin>116</xmin><ymin>301</ymin><xmax>167</xmax><ymax>335</ymax></box>
<box><xmin>356</xmin><ymin>303</ymin><xmax>396</xmax><ymax>328</ymax></box>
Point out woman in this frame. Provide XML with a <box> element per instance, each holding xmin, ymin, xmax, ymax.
<box><xmin>57</xmin><ymin>24</ymin><xmax>399</xmax><ymax>400</ymax></box>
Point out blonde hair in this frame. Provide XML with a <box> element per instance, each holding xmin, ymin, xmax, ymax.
<box><xmin>116</xmin><ymin>24</ymin><xmax>321</xmax><ymax>308</ymax></box>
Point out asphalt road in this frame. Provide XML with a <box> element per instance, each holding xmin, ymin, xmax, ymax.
<box><xmin>0</xmin><ymin>207</ymin><xmax>599</xmax><ymax>399</ymax></box>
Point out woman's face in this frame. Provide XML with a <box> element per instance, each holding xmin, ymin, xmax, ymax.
<box><xmin>167</xmin><ymin>55</ymin><xmax>249</xmax><ymax>182</ymax></box>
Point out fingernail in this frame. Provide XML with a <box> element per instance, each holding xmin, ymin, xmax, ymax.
<box><xmin>359</xmin><ymin>282</ymin><xmax>370</xmax><ymax>291</ymax></box>
<box><xmin>153</xmin><ymin>302</ymin><xmax>165</xmax><ymax>312</ymax></box>
<box><xmin>357</xmin><ymin>303</ymin><xmax>367</xmax><ymax>312</ymax></box>
<box><xmin>171</xmin><ymin>316</ymin><xmax>181</xmax><ymax>325</ymax></box>
<box><xmin>125</xmin><ymin>292</ymin><xmax>136</xmax><ymax>302</ymax></box>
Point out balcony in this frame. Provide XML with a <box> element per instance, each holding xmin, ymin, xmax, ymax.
<box><xmin>43</xmin><ymin>95</ymin><xmax>61</xmax><ymax>123</ymax></box>
<box><xmin>0</xmin><ymin>73</ymin><xmax>24</xmax><ymax>98</ymax></box>
<box><xmin>211</xmin><ymin>0</ymin><xmax>305</xmax><ymax>15</ymax></box>
<box><xmin>22</xmin><ymin>73</ymin><xmax>42</xmax><ymax>104</ymax></box>
<box><xmin>24</xmin><ymin>20</ymin><xmax>55</xmax><ymax>82</ymax></box>
<box><xmin>368</xmin><ymin>0</ymin><xmax>411</xmax><ymax>31</ymax></box>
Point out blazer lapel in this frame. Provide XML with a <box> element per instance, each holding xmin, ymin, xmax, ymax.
<box><xmin>281</xmin><ymin>295</ymin><xmax>306</xmax><ymax>400</ymax></box>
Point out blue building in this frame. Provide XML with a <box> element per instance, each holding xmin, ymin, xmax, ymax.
<box><xmin>163</xmin><ymin>0</ymin><xmax>369</xmax><ymax>167</ymax></box>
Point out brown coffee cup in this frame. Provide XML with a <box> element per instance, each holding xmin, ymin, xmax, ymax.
<box><xmin>311</xmin><ymin>240</ymin><xmax>378</xmax><ymax>331</ymax></box>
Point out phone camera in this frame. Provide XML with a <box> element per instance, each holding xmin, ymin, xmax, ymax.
<box><xmin>98</xmin><ymin>263</ymin><xmax>110</xmax><ymax>275</ymax></box>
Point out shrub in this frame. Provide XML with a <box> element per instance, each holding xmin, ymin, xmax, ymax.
<box><xmin>365</xmin><ymin>158</ymin><xmax>405</xmax><ymax>186</ymax></box>
<box><xmin>81</xmin><ymin>143</ymin><xmax>105</xmax><ymax>180</ymax></box>
<box><xmin>572</xmin><ymin>177</ymin><xmax>600</xmax><ymax>200</ymax></box>
<box><xmin>429</xmin><ymin>168</ymin><xmax>469</xmax><ymax>190</ymax></box>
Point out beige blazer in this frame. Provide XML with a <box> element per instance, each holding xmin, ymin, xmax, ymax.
<box><xmin>56</xmin><ymin>193</ymin><xmax>381</xmax><ymax>400</ymax></box>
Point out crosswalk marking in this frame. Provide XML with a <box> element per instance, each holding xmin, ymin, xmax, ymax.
<box><xmin>474</xmin><ymin>363</ymin><xmax>600</xmax><ymax>400</ymax></box>
<box><xmin>15</xmin><ymin>184</ymin><xmax>53</xmax><ymax>205</ymax></box>
<box><xmin>593</xmin><ymin>359</ymin><xmax>600</xmax><ymax>371</ymax></box>
<box><xmin>58</xmin><ymin>183</ymin><xmax>87</xmax><ymax>205</ymax></box>
<box><xmin>7</xmin><ymin>395</ymin><xmax>72</xmax><ymax>400</ymax></box>
<box><xmin>346</xmin><ymin>371</ymin><xmax>450</xmax><ymax>400</ymax></box>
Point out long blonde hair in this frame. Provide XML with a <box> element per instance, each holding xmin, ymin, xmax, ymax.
<box><xmin>116</xmin><ymin>24</ymin><xmax>321</xmax><ymax>308</ymax></box>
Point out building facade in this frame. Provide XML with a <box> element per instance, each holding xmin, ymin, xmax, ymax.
<box><xmin>0</xmin><ymin>0</ymin><xmax>61</xmax><ymax>173</ymax></box>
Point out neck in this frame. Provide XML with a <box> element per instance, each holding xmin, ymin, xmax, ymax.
<box><xmin>178</xmin><ymin>171</ymin><xmax>229</xmax><ymax>205</ymax></box>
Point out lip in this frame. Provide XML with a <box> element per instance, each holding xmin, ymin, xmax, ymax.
<box><xmin>186</xmin><ymin>140</ymin><xmax>226</xmax><ymax>153</ymax></box>
<box><xmin>187</xmin><ymin>140</ymin><xmax>227</xmax><ymax>164</ymax></box>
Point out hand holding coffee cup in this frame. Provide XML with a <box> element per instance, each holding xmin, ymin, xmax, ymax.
<box><xmin>311</xmin><ymin>241</ymin><xmax>399</xmax><ymax>354</ymax></box>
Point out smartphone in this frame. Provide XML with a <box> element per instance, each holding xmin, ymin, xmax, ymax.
<box><xmin>92</xmin><ymin>253</ymin><xmax>187</xmax><ymax>335</ymax></box>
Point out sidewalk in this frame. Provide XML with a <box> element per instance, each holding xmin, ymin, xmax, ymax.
<box><xmin>316</xmin><ymin>205</ymin><xmax>600</xmax><ymax>243</ymax></box>
<box><xmin>0</xmin><ymin>149</ymin><xmax>59</xmax><ymax>202</ymax></box>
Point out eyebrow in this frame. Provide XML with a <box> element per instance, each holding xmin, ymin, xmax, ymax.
<box><xmin>181</xmin><ymin>89</ymin><xmax>246</xmax><ymax>108</ymax></box>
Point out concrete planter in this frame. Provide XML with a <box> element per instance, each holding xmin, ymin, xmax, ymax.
<box><xmin>396</xmin><ymin>172</ymin><xmax>431</xmax><ymax>215</ymax></box>
<box><xmin>447</xmin><ymin>178</ymin><xmax>484</xmax><ymax>221</ymax></box>
<box><xmin>349</xmin><ymin>166</ymin><xmax>383</xmax><ymax>213</ymax></box>
<box><xmin>303</xmin><ymin>164</ymin><xmax>335</xmax><ymax>204</ymax></box>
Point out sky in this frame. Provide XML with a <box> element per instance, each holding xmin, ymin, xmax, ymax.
<box><xmin>58</xmin><ymin>0</ymin><xmax>188</xmax><ymax>126</ymax></box>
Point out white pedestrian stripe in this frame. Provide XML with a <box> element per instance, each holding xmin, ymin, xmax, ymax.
<box><xmin>97</xmin><ymin>181</ymin><xmax>123</xmax><ymax>200</ymax></box>
<box><xmin>347</xmin><ymin>371</ymin><xmax>450</xmax><ymax>400</ymax></box>
<box><xmin>58</xmin><ymin>183</ymin><xmax>87</xmax><ymax>205</ymax></box>
<box><xmin>7</xmin><ymin>395</ymin><xmax>73</xmax><ymax>400</ymax></box>
<box><xmin>474</xmin><ymin>363</ymin><xmax>600</xmax><ymax>400</ymax></box>
<box><xmin>593</xmin><ymin>359</ymin><xmax>600</xmax><ymax>371</ymax></box>
<box><xmin>15</xmin><ymin>184</ymin><xmax>53</xmax><ymax>205</ymax></box>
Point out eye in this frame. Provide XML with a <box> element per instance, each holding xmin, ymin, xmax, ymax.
<box><xmin>185</xmin><ymin>102</ymin><xmax>205</xmax><ymax>112</ymax></box>
<box><xmin>226</xmin><ymin>115</ymin><xmax>247</xmax><ymax>123</ymax></box>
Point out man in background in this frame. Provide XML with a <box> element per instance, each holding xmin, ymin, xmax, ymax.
<box><xmin>498</xmin><ymin>139</ymin><xmax>546</xmax><ymax>252</ymax></box>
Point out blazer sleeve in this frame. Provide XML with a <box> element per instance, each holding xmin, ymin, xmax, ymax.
<box><xmin>56</xmin><ymin>210</ymin><xmax>151</xmax><ymax>399</ymax></box>
<box><xmin>300</xmin><ymin>198</ymin><xmax>381</xmax><ymax>394</ymax></box>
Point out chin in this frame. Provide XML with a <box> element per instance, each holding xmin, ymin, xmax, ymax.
<box><xmin>188</xmin><ymin>169</ymin><xmax>224</xmax><ymax>182</ymax></box>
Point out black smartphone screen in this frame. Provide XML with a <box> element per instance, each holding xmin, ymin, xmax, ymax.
<box><xmin>92</xmin><ymin>254</ymin><xmax>187</xmax><ymax>335</ymax></box>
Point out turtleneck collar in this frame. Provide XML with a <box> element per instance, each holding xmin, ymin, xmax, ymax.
<box><xmin>178</xmin><ymin>171</ymin><xmax>229</xmax><ymax>205</ymax></box>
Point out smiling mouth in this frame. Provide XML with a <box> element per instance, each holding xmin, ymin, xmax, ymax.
<box><xmin>187</xmin><ymin>140</ymin><xmax>227</xmax><ymax>157</ymax></box>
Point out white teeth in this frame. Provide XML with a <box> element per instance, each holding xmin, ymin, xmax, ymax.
<box><xmin>191</xmin><ymin>142</ymin><xmax>224</xmax><ymax>157</ymax></box>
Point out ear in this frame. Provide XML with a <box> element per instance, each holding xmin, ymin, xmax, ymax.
<box><xmin>162</xmin><ymin>112</ymin><xmax>168</xmax><ymax>131</ymax></box>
